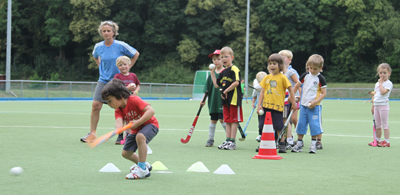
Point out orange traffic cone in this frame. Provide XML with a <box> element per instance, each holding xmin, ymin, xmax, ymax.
<box><xmin>253</xmin><ymin>111</ymin><xmax>282</xmax><ymax>160</ymax></box>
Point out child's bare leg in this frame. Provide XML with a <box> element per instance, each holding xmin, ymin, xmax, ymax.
<box><xmin>136</xmin><ymin>133</ymin><xmax>148</xmax><ymax>163</ymax></box>
<box><xmin>225</xmin><ymin>123</ymin><xmax>231</xmax><ymax>138</ymax></box>
<box><xmin>376</xmin><ymin>128</ymin><xmax>382</xmax><ymax>140</ymax></box>
<box><xmin>383</xmin><ymin>128</ymin><xmax>390</xmax><ymax>139</ymax></box>
<box><xmin>122</xmin><ymin>150</ymin><xmax>138</xmax><ymax>164</ymax></box>
<box><xmin>230</xmin><ymin>122</ymin><xmax>238</xmax><ymax>139</ymax></box>
<box><xmin>291</xmin><ymin>109</ymin><xmax>298</xmax><ymax>129</ymax></box>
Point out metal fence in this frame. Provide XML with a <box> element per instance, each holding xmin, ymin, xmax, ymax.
<box><xmin>0</xmin><ymin>80</ymin><xmax>194</xmax><ymax>100</ymax></box>
<box><xmin>0</xmin><ymin>80</ymin><xmax>399</xmax><ymax>100</ymax></box>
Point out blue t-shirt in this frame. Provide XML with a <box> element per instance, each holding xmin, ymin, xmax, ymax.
<box><xmin>288</xmin><ymin>65</ymin><xmax>300</xmax><ymax>78</ymax></box>
<box><xmin>92</xmin><ymin>40</ymin><xmax>137</xmax><ymax>83</ymax></box>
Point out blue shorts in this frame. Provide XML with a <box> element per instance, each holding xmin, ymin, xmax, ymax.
<box><xmin>123</xmin><ymin>124</ymin><xmax>159</xmax><ymax>152</ymax></box>
<box><xmin>296</xmin><ymin>105</ymin><xmax>323</xmax><ymax>136</ymax></box>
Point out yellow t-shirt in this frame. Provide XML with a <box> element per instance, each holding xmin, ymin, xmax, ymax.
<box><xmin>259</xmin><ymin>73</ymin><xmax>291</xmax><ymax>112</ymax></box>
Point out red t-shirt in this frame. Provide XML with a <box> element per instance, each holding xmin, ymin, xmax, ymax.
<box><xmin>115</xmin><ymin>96</ymin><xmax>159</xmax><ymax>134</ymax></box>
<box><xmin>114</xmin><ymin>73</ymin><xmax>140</xmax><ymax>87</ymax></box>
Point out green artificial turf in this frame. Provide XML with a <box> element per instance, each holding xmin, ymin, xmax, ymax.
<box><xmin>1</xmin><ymin>100</ymin><xmax>399</xmax><ymax>194</ymax></box>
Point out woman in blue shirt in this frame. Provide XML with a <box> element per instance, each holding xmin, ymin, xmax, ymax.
<box><xmin>81</xmin><ymin>21</ymin><xmax>140</xmax><ymax>143</ymax></box>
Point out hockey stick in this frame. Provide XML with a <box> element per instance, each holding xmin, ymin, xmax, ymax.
<box><xmin>180</xmin><ymin>92</ymin><xmax>208</xmax><ymax>144</ymax></box>
<box><xmin>242</xmin><ymin>98</ymin><xmax>256</xmax><ymax>136</ymax></box>
<box><xmin>369</xmin><ymin>114</ymin><xmax>378</xmax><ymax>146</ymax></box>
<box><xmin>220</xmin><ymin>88</ymin><xmax>245</xmax><ymax>141</ymax></box>
<box><xmin>242</xmin><ymin>84</ymin><xmax>259</xmax><ymax>136</ymax></box>
<box><xmin>88</xmin><ymin>122</ymin><xmax>133</xmax><ymax>148</ymax></box>
<box><xmin>277</xmin><ymin>109</ymin><xmax>294</xmax><ymax>144</ymax></box>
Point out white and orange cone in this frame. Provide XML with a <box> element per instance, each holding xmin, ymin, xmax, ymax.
<box><xmin>253</xmin><ymin>112</ymin><xmax>282</xmax><ymax>160</ymax></box>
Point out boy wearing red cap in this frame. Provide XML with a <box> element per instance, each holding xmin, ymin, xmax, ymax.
<box><xmin>201</xmin><ymin>49</ymin><xmax>226</xmax><ymax>147</ymax></box>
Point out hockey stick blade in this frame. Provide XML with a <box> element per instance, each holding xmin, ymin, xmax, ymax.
<box><xmin>180</xmin><ymin>92</ymin><xmax>208</xmax><ymax>144</ymax></box>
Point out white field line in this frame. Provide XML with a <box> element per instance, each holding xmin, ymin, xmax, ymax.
<box><xmin>1</xmin><ymin>111</ymin><xmax>400</xmax><ymax>124</ymax></box>
<box><xmin>0</xmin><ymin>125</ymin><xmax>399</xmax><ymax>139</ymax></box>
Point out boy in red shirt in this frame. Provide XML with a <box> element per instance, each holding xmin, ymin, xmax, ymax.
<box><xmin>101</xmin><ymin>79</ymin><xmax>159</xmax><ymax>179</ymax></box>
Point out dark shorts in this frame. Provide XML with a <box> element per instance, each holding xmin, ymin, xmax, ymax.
<box><xmin>283</xmin><ymin>104</ymin><xmax>291</xmax><ymax>118</ymax></box>
<box><xmin>123</xmin><ymin>124</ymin><xmax>159</xmax><ymax>152</ymax></box>
<box><xmin>258</xmin><ymin>108</ymin><xmax>284</xmax><ymax>132</ymax></box>
<box><xmin>210</xmin><ymin>113</ymin><xmax>223</xmax><ymax>121</ymax></box>
<box><xmin>93</xmin><ymin>81</ymin><xmax>107</xmax><ymax>103</ymax></box>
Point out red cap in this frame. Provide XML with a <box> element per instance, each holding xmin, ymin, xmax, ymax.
<box><xmin>208</xmin><ymin>50</ymin><xmax>221</xmax><ymax>58</ymax></box>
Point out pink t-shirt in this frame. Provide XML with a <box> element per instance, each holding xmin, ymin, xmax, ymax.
<box><xmin>115</xmin><ymin>96</ymin><xmax>159</xmax><ymax>134</ymax></box>
<box><xmin>114</xmin><ymin>73</ymin><xmax>140</xmax><ymax>87</ymax></box>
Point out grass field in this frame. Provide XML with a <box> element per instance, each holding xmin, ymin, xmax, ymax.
<box><xmin>1</xmin><ymin>100</ymin><xmax>400</xmax><ymax>194</ymax></box>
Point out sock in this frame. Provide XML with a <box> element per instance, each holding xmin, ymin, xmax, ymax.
<box><xmin>138</xmin><ymin>162</ymin><xmax>146</xmax><ymax>170</ymax></box>
<box><xmin>221</xmin><ymin>122</ymin><xmax>226</xmax><ymax>131</ymax></box>
<box><xmin>230</xmin><ymin>138</ymin><xmax>235</xmax><ymax>143</ymax></box>
<box><xmin>311</xmin><ymin>139</ymin><xmax>316</xmax><ymax>146</ymax></box>
<box><xmin>287</xmin><ymin>137</ymin><xmax>294</xmax><ymax>144</ymax></box>
<box><xmin>279</xmin><ymin>142</ymin><xmax>285</xmax><ymax>145</ymax></box>
<box><xmin>377</xmin><ymin>138</ymin><xmax>382</xmax><ymax>142</ymax></box>
<box><xmin>226</xmin><ymin>138</ymin><xmax>230</xmax><ymax>142</ymax></box>
<box><xmin>209</xmin><ymin>123</ymin><xmax>216</xmax><ymax>140</ymax></box>
<box><xmin>385</xmin><ymin>139</ymin><xmax>390</xmax><ymax>143</ymax></box>
<box><xmin>317</xmin><ymin>138</ymin><xmax>322</xmax><ymax>143</ymax></box>
<box><xmin>297</xmin><ymin>139</ymin><xmax>303</xmax><ymax>145</ymax></box>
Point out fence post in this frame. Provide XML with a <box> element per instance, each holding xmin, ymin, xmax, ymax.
<box><xmin>46</xmin><ymin>81</ymin><xmax>48</xmax><ymax>98</ymax></box>
<box><xmin>166</xmin><ymin>84</ymin><xmax>168</xmax><ymax>97</ymax></box>
<box><xmin>350</xmin><ymin>88</ymin><xmax>352</xmax><ymax>99</ymax></box>
<box><xmin>21</xmin><ymin>81</ymin><xmax>23</xmax><ymax>97</ymax></box>
<box><xmin>70</xmin><ymin>82</ymin><xmax>72</xmax><ymax>97</ymax></box>
<box><xmin>180</xmin><ymin>84</ymin><xmax>183</xmax><ymax>98</ymax></box>
<box><xmin>149</xmin><ymin>84</ymin><xmax>152</xmax><ymax>97</ymax></box>
<box><xmin>91</xmin><ymin>83</ymin><xmax>94</xmax><ymax>98</ymax></box>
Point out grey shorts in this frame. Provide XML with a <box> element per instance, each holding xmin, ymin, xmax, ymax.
<box><xmin>93</xmin><ymin>81</ymin><xmax>107</xmax><ymax>103</ymax></box>
<box><xmin>123</xmin><ymin>124</ymin><xmax>159</xmax><ymax>152</ymax></box>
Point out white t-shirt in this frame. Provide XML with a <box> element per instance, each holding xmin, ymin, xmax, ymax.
<box><xmin>299</xmin><ymin>72</ymin><xmax>327</xmax><ymax>107</ymax></box>
<box><xmin>373</xmin><ymin>80</ymin><xmax>393</xmax><ymax>106</ymax></box>
<box><xmin>252</xmin><ymin>78</ymin><xmax>262</xmax><ymax>98</ymax></box>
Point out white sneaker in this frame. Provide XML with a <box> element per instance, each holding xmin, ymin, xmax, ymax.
<box><xmin>126</xmin><ymin>166</ymin><xmax>150</xmax><ymax>180</ymax></box>
<box><xmin>309</xmin><ymin>144</ymin><xmax>317</xmax><ymax>154</ymax></box>
<box><xmin>256</xmin><ymin>135</ymin><xmax>261</xmax><ymax>142</ymax></box>
<box><xmin>218</xmin><ymin>141</ymin><xmax>228</xmax><ymax>149</ymax></box>
<box><xmin>130</xmin><ymin>162</ymin><xmax>152</xmax><ymax>172</ymax></box>
<box><xmin>291</xmin><ymin>142</ymin><xmax>303</xmax><ymax>153</ymax></box>
<box><xmin>224</xmin><ymin>142</ymin><xmax>236</xmax><ymax>150</ymax></box>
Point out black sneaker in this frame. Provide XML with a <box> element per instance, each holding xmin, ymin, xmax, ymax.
<box><xmin>115</xmin><ymin>133</ymin><xmax>124</xmax><ymax>145</ymax></box>
<box><xmin>316</xmin><ymin>142</ymin><xmax>323</xmax><ymax>150</ymax></box>
<box><xmin>255</xmin><ymin>146</ymin><xmax>259</xmax><ymax>152</ymax></box>
<box><xmin>278</xmin><ymin>144</ymin><xmax>287</xmax><ymax>153</ymax></box>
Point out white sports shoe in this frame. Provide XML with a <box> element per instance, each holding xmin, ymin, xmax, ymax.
<box><xmin>218</xmin><ymin>141</ymin><xmax>229</xmax><ymax>149</ymax></box>
<box><xmin>256</xmin><ymin>135</ymin><xmax>261</xmax><ymax>142</ymax></box>
<box><xmin>224</xmin><ymin>142</ymin><xmax>237</xmax><ymax>150</ymax></box>
<box><xmin>129</xmin><ymin>162</ymin><xmax>152</xmax><ymax>172</ymax></box>
<box><xmin>309</xmin><ymin>144</ymin><xmax>317</xmax><ymax>154</ymax></box>
<box><xmin>126</xmin><ymin>166</ymin><xmax>150</xmax><ymax>180</ymax></box>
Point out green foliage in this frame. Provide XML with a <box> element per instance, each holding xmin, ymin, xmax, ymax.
<box><xmin>177</xmin><ymin>38</ymin><xmax>201</xmax><ymax>63</ymax></box>
<box><xmin>49</xmin><ymin>72</ymin><xmax>61</xmax><ymax>81</ymax></box>
<box><xmin>138</xmin><ymin>55</ymin><xmax>195</xmax><ymax>84</ymax></box>
<box><xmin>376</xmin><ymin>6</ymin><xmax>400</xmax><ymax>83</ymax></box>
